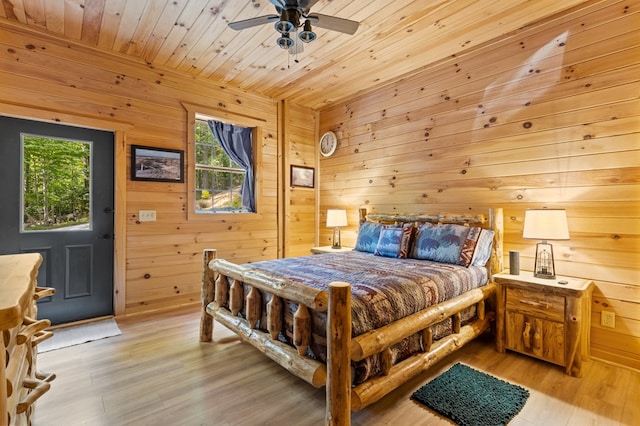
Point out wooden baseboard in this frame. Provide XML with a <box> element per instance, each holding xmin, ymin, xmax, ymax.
<box><xmin>591</xmin><ymin>355</ymin><xmax>640</xmax><ymax>374</ymax></box>
<box><xmin>48</xmin><ymin>315</ymin><xmax>114</xmax><ymax>330</ymax></box>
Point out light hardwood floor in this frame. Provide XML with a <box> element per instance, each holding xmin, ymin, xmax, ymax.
<box><xmin>33</xmin><ymin>305</ymin><xmax>639</xmax><ymax>426</ymax></box>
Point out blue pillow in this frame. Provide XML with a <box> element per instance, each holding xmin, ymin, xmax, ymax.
<box><xmin>374</xmin><ymin>225</ymin><xmax>412</xmax><ymax>258</ymax></box>
<box><xmin>354</xmin><ymin>221</ymin><xmax>383</xmax><ymax>253</ymax></box>
<box><xmin>410</xmin><ymin>223</ymin><xmax>470</xmax><ymax>265</ymax></box>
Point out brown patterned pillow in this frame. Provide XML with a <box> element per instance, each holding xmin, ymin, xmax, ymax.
<box><xmin>459</xmin><ymin>227</ymin><xmax>495</xmax><ymax>267</ymax></box>
<box><xmin>470</xmin><ymin>229</ymin><xmax>495</xmax><ymax>266</ymax></box>
<box><xmin>459</xmin><ymin>226</ymin><xmax>482</xmax><ymax>267</ymax></box>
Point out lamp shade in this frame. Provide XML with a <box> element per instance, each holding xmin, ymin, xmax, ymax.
<box><xmin>523</xmin><ymin>209</ymin><xmax>569</xmax><ymax>240</ymax></box>
<box><xmin>326</xmin><ymin>209</ymin><xmax>348</xmax><ymax>228</ymax></box>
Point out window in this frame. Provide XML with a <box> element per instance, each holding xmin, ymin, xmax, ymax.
<box><xmin>22</xmin><ymin>135</ymin><xmax>92</xmax><ymax>232</ymax></box>
<box><xmin>194</xmin><ymin>118</ymin><xmax>254</xmax><ymax>213</ymax></box>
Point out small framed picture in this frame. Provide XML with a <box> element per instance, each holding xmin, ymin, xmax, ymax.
<box><xmin>131</xmin><ymin>145</ymin><xmax>184</xmax><ymax>183</ymax></box>
<box><xmin>290</xmin><ymin>165</ymin><xmax>315</xmax><ymax>188</ymax></box>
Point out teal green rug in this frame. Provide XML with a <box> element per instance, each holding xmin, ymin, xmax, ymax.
<box><xmin>411</xmin><ymin>363</ymin><xmax>529</xmax><ymax>426</ymax></box>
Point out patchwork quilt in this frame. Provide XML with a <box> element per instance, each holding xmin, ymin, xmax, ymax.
<box><xmin>238</xmin><ymin>251</ymin><xmax>489</xmax><ymax>383</ymax></box>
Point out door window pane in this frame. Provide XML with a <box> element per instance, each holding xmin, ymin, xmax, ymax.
<box><xmin>21</xmin><ymin>135</ymin><xmax>92</xmax><ymax>232</ymax></box>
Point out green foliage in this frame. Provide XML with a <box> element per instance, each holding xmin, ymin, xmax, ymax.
<box><xmin>195</xmin><ymin>121</ymin><xmax>239</xmax><ymax>168</ymax></box>
<box><xmin>23</xmin><ymin>137</ymin><xmax>91</xmax><ymax>229</ymax></box>
<box><xmin>231</xmin><ymin>195</ymin><xmax>242</xmax><ymax>209</ymax></box>
<box><xmin>194</xmin><ymin>120</ymin><xmax>246</xmax><ymax>212</ymax></box>
<box><xmin>27</xmin><ymin>217</ymin><xmax>89</xmax><ymax>231</ymax></box>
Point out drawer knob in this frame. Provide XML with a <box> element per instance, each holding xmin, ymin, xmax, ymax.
<box><xmin>32</xmin><ymin>330</ymin><xmax>54</xmax><ymax>347</ymax></box>
<box><xmin>17</xmin><ymin>317</ymin><xmax>51</xmax><ymax>345</ymax></box>
<box><xmin>16</xmin><ymin>377</ymin><xmax>52</xmax><ymax>414</ymax></box>
<box><xmin>523</xmin><ymin>322</ymin><xmax>532</xmax><ymax>350</ymax></box>
<box><xmin>34</xmin><ymin>286</ymin><xmax>56</xmax><ymax>300</ymax></box>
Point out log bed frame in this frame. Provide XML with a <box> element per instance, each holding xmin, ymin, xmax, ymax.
<box><xmin>200</xmin><ymin>208</ymin><xmax>503</xmax><ymax>425</ymax></box>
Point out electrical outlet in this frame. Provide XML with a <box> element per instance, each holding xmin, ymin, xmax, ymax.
<box><xmin>139</xmin><ymin>210</ymin><xmax>156</xmax><ymax>222</ymax></box>
<box><xmin>601</xmin><ymin>310</ymin><xmax>616</xmax><ymax>328</ymax></box>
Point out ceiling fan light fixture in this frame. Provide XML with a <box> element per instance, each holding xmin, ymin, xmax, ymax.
<box><xmin>275</xmin><ymin>20</ymin><xmax>294</xmax><ymax>34</ymax></box>
<box><xmin>228</xmin><ymin>3</ymin><xmax>360</xmax><ymax>57</ymax></box>
<box><xmin>276</xmin><ymin>34</ymin><xmax>294</xmax><ymax>49</ymax></box>
<box><xmin>298</xmin><ymin>20</ymin><xmax>316</xmax><ymax>43</ymax></box>
<box><xmin>274</xmin><ymin>9</ymin><xmax>294</xmax><ymax>34</ymax></box>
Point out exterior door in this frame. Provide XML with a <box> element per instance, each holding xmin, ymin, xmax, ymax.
<box><xmin>0</xmin><ymin>116</ymin><xmax>114</xmax><ymax>325</ymax></box>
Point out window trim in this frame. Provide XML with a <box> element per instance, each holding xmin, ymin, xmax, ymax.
<box><xmin>183</xmin><ymin>102</ymin><xmax>264</xmax><ymax>222</ymax></box>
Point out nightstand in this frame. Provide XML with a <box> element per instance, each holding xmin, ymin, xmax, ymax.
<box><xmin>494</xmin><ymin>271</ymin><xmax>593</xmax><ymax>377</ymax></box>
<box><xmin>310</xmin><ymin>246</ymin><xmax>353</xmax><ymax>254</ymax></box>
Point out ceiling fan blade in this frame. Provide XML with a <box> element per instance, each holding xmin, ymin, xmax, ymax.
<box><xmin>307</xmin><ymin>13</ymin><xmax>359</xmax><ymax>35</ymax></box>
<box><xmin>228</xmin><ymin>14</ymin><xmax>279</xmax><ymax>31</ymax></box>
<box><xmin>298</xmin><ymin>0</ymin><xmax>321</xmax><ymax>15</ymax></box>
<box><xmin>268</xmin><ymin>0</ymin><xmax>286</xmax><ymax>9</ymax></box>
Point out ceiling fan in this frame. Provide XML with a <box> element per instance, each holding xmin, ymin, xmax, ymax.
<box><xmin>228</xmin><ymin>0</ymin><xmax>359</xmax><ymax>53</ymax></box>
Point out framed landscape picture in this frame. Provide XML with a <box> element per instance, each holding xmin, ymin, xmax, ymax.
<box><xmin>291</xmin><ymin>165</ymin><xmax>315</xmax><ymax>188</ymax></box>
<box><xmin>131</xmin><ymin>145</ymin><xmax>184</xmax><ymax>182</ymax></box>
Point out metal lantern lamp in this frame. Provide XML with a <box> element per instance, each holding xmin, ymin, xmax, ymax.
<box><xmin>326</xmin><ymin>209</ymin><xmax>348</xmax><ymax>249</ymax></box>
<box><xmin>523</xmin><ymin>209</ymin><xmax>570</xmax><ymax>279</ymax></box>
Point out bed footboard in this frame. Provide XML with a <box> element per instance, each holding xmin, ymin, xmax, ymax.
<box><xmin>200</xmin><ymin>249</ymin><xmax>329</xmax><ymax>387</ymax></box>
<box><xmin>350</xmin><ymin>292</ymin><xmax>494</xmax><ymax>410</ymax></box>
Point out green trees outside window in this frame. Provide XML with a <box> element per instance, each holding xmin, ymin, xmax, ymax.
<box><xmin>22</xmin><ymin>136</ymin><xmax>91</xmax><ymax>231</ymax></box>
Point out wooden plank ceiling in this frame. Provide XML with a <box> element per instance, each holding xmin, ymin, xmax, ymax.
<box><xmin>0</xmin><ymin>0</ymin><xmax>591</xmax><ymax>110</ymax></box>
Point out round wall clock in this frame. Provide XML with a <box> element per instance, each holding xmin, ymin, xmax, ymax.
<box><xmin>319</xmin><ymin>131</ymin><xmax>338</xmax><ymax>157</ymax></box>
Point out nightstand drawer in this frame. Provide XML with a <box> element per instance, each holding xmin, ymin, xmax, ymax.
<box><xmin>506</xmin><ymin>287</ymin><xmax>564</xmax><ymax>322</ymax></box>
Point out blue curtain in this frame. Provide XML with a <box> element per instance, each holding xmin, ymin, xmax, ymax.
<box><xmin>207</xmin><ymin>120</ymin><xmax>255</xmax><ymax>212</ymax></box>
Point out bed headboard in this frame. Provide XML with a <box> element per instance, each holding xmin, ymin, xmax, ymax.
<box><xmin>357</xmin><ymin>208</ymin><xmax>504</xmax><ymax>278</ymax></box>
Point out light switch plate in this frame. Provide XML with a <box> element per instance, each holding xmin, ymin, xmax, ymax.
<box><xmin>139</xmin><ymin>210</ymin><xmax>156</xmax><ymax>222</ymax></box>
<box><xmin>601</xmin><ymin>310</ymin><xmax>615</xmax><ymax>328</ymax></box>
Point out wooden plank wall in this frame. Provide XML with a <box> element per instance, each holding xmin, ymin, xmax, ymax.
<box><xmin>0</xmin><ymin>21</ymin><xmax>282</xmax><ymax>315</ymax></box>
<box><xmin>283</xmin><ymin>101</ymin><xmax>318</xmax><ymax>257</ymax></box>
<box><xmin>318</xmin><ymin>0</ymin><xmax>639</xmax><ymax>369</ymax></box>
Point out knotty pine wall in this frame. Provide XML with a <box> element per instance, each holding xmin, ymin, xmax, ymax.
<box><xmin>319</xmin><ymin>0</ymin><xmax>639</xmax><ymax>369</ymax></box>
<box><xmin>282</xmin><ymin>101</ymin><xmax>318</xmax><ymax>257</ymax></box>
<box><xmin>0</xmin><ymin>21</ymin><xmax>319</xmax><ymax>316</ymax></box>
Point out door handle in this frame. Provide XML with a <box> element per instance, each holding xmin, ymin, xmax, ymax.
<box><xmin>520</xmin><ymin>300</ymin><xmax>551</xmax><ymax>309</ymax></box>
<box><xmin>103</xmin><ymin>207</ymin><xmax>114</xmax><ymax>214</ymax></box>
<box><xmin>522</xmin><ymin>321</ymin><xmax>532</xmax><ymax>350</ymax></box>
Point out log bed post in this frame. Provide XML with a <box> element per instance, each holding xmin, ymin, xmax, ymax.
<box><xmin>200</xmin><ymin>249</ymin><xmax>216</xmax><ymax>342</ymax></box>
<box><xmin>490</xmin><ymin>208</ymin><xmax>504</xmax><ymax>277</ymax></box>
<box><xmin>358</xmin><ymin>208</ymin><xmax>367</xmax><ymax>225</ymax></box>
<box><xmin>326</xmin><ymin>282</ymin><xmax>351</xmax><ymax>426</ymax></box>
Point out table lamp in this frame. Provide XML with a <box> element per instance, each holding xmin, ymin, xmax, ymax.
<box><xmin>326</xmin><ymin>209</ymin><xmax>348</xmax><ymax>249</ymax></box>
<box><xmin>523</xmin><ymin>209</ymin><xmax>570</xmax><ymax>279</ymax></box>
